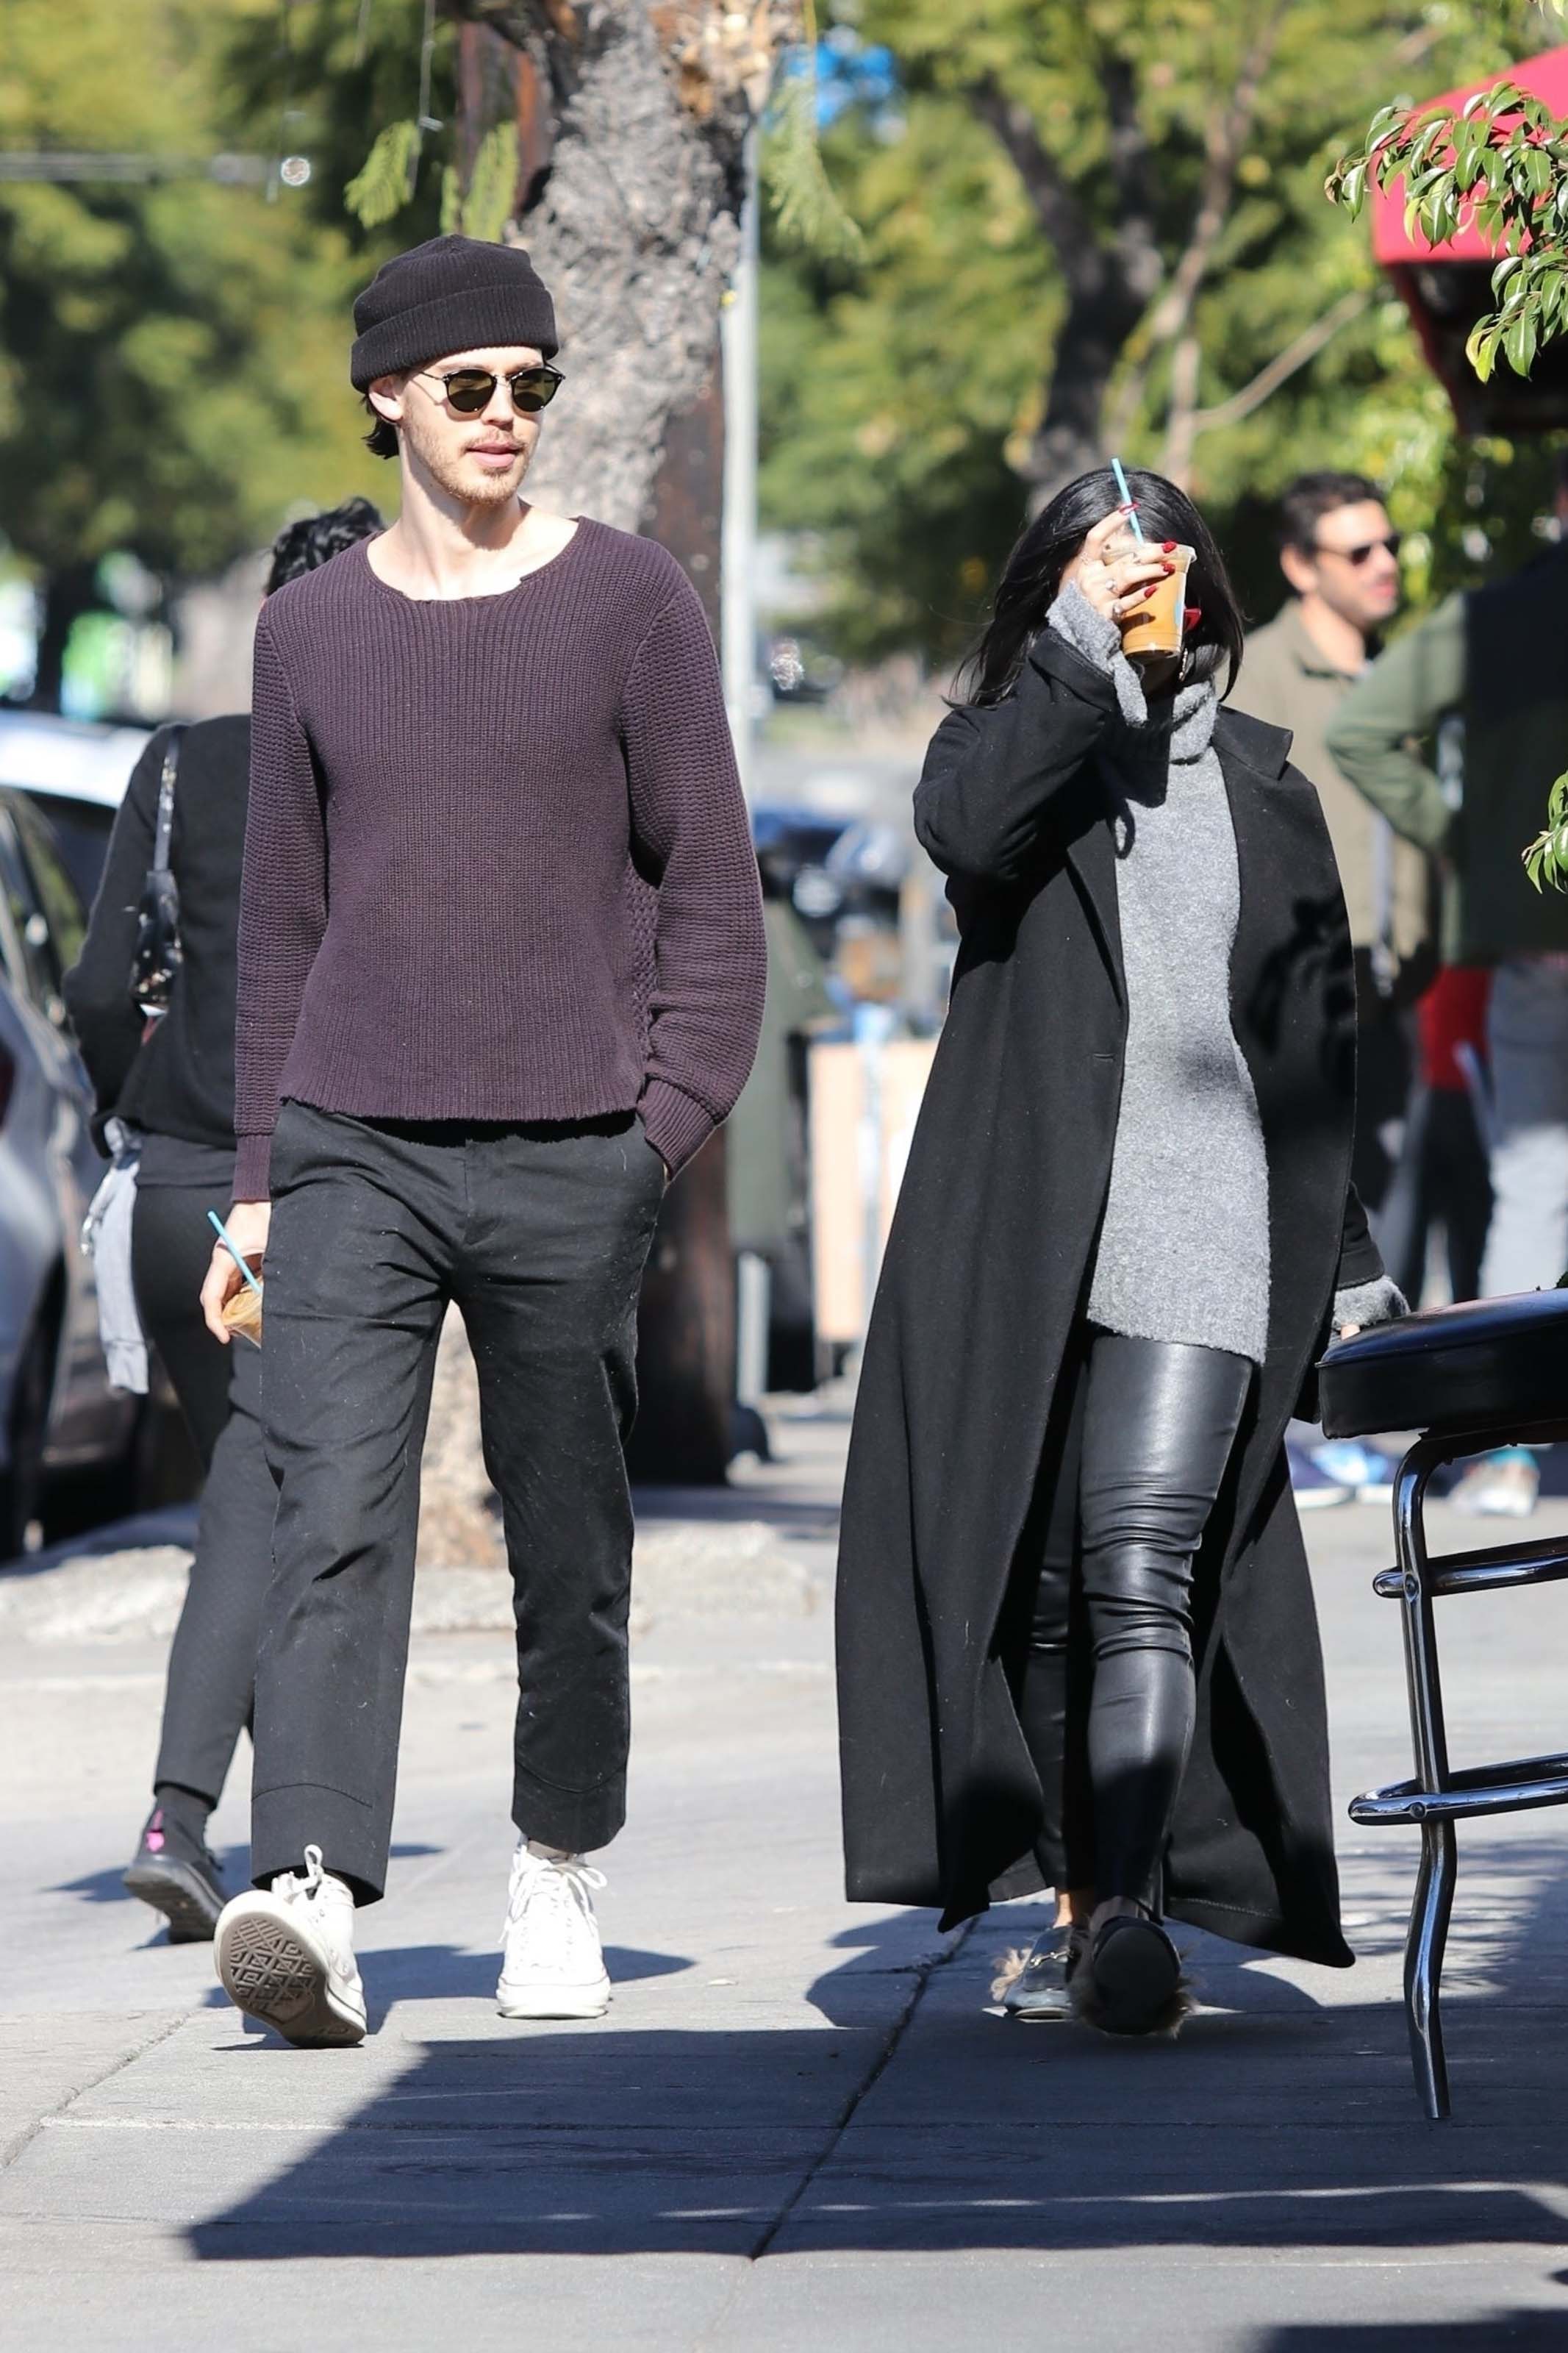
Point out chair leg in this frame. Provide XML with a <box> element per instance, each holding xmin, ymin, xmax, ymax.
<box><xmin>1404</xmin><ymin>1817</ymin><xmax>1456</xmax><ymax>2121</ymax></box>
<box><xmin>1394</xmin><ymin>1440</ymin><xmax>1457</xmax><ymax>2119</ymax></box>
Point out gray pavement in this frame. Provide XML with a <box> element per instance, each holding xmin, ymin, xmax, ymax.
<box><xmin>4</xmin><ymin>1399</ymin><xmax>1568</xmax><ymax>2349</ymax></box>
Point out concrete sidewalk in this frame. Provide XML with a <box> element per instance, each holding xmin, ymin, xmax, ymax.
<box><xmin>4</xmin><ymin>1396</ymin><xmax>1568</xmax><ymax>2349</ymax></box>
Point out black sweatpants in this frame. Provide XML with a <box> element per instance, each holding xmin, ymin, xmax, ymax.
<box><xmin>1018</xmin><ymin>1329</ymin><xmax>1252</xmax><ymax>1910</ymax></box>
<box><xmin>131</xmin><ymin>1179</ymin><xmax>278</xmax><ymax>1809</ymax></box>
<box><xmin>251</xmin><ymin>1101</ymin><xmax>667</xmax><ymax>1903</ymax></box>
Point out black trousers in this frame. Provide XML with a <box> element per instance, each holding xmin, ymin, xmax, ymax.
<box><xmin>1375</xmin><ymin>1084</ymin><xmax>1493</xmax><ymax>1307</ymax></box>
<box><xmin>1018</xmin><ymin>1330</ymin><xmax>1253</xmax><ymax>1910</ymax></box>
<box><xmin>251</xmin><ymin>1102</ymin><xmax>667</xmax><ymax>1903</ymax></box>
<box><xmin>132</xmin><ymin>1178</ymin><xmax>277</xmax><ymax>1810</ymax></box>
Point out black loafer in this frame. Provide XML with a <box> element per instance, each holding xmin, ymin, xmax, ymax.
<box><xmin>1078</xmin><ymin>1914</ymin><xmax>1187</xmax><ymax>2038</ymax></box>
<box><xmin>1000</xmin><ymin>1928</ymin><xmax>1087</xmax><ymax>2021</ymax></box>
<box><xmin>123</xmin><ymin>1832</ymin><xmax>227</xmax><ymax>1944</ymax></box>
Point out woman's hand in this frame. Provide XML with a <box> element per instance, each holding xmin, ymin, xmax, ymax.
<box><xmin>200</xmin><ymin>1200</ymin><xmax>271</xmax><ymax>1343</ymax></box>
<box><xmin>1067</xmin><ymin>510</ymin><xmax>1178</xmax><ymax>626</ymax></box>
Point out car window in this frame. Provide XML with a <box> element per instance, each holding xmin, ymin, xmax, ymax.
<box><xmin>16</xmin><ymin>790</ymin><xmax>115</xmax><ymax>910</ymax></box>
<box><xmin>10</xmin><ymin>791</ymin><xmax>87</xmax><ymax>975</ymax></box>
<box><xmin>0</xmin><ymin>804</ymin><xmax>68</xmax><ymax>1024</ymax></box>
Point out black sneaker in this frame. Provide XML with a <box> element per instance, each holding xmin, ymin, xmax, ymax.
<box><xmin>998</xmin><ymin>1926</ymin><xmax>1087</xmax><ymax>2021</ymax></box>
<box><xmin>123</xmin><ymin>1808</ymin><xmax>227</xmax><ymax>1944</ymax></box>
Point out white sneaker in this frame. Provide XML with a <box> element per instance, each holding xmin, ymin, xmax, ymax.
<box><xmin>215</xmin><ymin>1843</ymin><xmax>367</xmax><ymax>2047</ymax></box>
<box><xmin>497</xmin><ymin>1839</ymin><xmax>610</xmax><ymax>2020</ymax></box>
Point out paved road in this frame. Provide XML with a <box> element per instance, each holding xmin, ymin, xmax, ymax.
<box><xmin>4</xmin><ymin>1398</ymin><xmax>1568</xmax><ymax>2350</ymax></box>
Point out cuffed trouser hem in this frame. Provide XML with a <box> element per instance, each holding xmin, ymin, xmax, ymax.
<box><xmin>251</xmin><ymin>1783</ymin><xmax>387</xmax><ymax>1907</ymax></box>
<box><xmin>512</xmin><ymin>1769</ymin><xmax>626</xmax><ymax>1859</ymax></box>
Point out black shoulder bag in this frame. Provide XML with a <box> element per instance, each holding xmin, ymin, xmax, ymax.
<box><xmin>129</xmin><ymin>724</ymin><xmax>187</xmax><ymax>1021</ymax></box>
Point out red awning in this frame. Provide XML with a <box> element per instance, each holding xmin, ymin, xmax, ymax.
<box><xmin>1367</xmin><ymin>45</ymin><xmax>1568</xmax><ymax>432</ymax></box>
<box><xmin>1370</xmin><ymin>44</ymin><xmax>1568</xmax><ymax>264</ymax></box>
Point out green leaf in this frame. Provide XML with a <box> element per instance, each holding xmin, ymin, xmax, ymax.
<box><xmin>344</xmin><ymin>119</ymin><xmax>423</xmax><ymax>229</ymax></box>
<box><xmin>1503</xmin><ymin>307</ymin><xmax>1538</xmax><ymax>376</ymax></box>
<box><xmin>458</xmin><ymin>124</ymin><xmax>520</xmax><ymax>244</ymax></box>
<box><xmin>763</xmin><ymin>71</ymin><xmax>867</xmax><ymax>266</ymax></box>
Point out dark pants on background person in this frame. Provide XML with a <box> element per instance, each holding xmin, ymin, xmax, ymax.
<box><xmin>1351</xmin><ymin>947</ymin><xmax>1419</xmax><ymax>1224</ymax></box>
<box><xmin>250</xmin><ymin>1101</ymin><xmax>667</xmax><ymax>1904</ymax></box>
<box><xmin>1376</xmin><ymin>1084</ymin><xmax>1493</xmax><ymax>1307</ymax></box>
<box><xmin>1017</xmin><ymin>1331</ymin><xmax>1253</xmax><ymax>1909</ymax></box>
<box><xmin>131</xmin><ymin>1176</ymin><xmax>278</xmax><ymax>1810</ymax></box>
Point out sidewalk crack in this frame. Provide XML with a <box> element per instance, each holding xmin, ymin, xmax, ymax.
<box><xmin>1</xmin><ymin>2008</ymin><xmax>192</xmax><ymax>2175</ymax></box>
<box><xmin>751</xmin><ymin>1924</ymin><xmax>973</xmax><ymax>2267</ymax></box>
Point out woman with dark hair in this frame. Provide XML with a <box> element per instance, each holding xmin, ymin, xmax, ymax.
<box><xmin>65</xmin><ymin>499</ymin><xmax>382</xmax><ymax>1940</ymax></box>
<box><xmin>836</xmin><ymin>467</ymin><xmax>1405</xmax><ymax>2037</ymax></box>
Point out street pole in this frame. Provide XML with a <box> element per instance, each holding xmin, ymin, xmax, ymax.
<box><xmin>720</xmin><ymin>130</ymin><xmax>760</xmax><ymax>804</ymax></box>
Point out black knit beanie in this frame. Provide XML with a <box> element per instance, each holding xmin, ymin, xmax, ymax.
<box><xmin>350</xmin><ymin>235</ymin><xmax>559</xmax><ymax>388</ymax></box>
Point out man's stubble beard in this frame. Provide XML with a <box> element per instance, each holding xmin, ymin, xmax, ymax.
<box><xmin>406</xmin><ymin>416</ymin><xmax>534</xmax><ymax>509</ymax></box>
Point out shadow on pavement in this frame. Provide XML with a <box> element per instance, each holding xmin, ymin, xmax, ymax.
<box><xmin>1261</xmin><ymin>2327</ymin><xmax>1567</xmax><ymax>2349</ymax></box>
<box><xmin>49</xmin><ymin>1841</ymin><xmax>442</xmax><ymax>1911</ymax></box>
<box><xmin>181</xmin><ymin>1871</ymin><xmax>1568</xmax><ymax>2268</ymax></box>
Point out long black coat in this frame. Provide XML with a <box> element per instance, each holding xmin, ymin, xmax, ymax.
<box><xmin>837</xmin><ymin>629</ymin><xmax>1382</xmax><ymax>1967</ymax></box>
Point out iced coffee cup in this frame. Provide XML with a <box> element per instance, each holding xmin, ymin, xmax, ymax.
<box><xmin>221</xmin><ymin>1277</ymin><xmax>264</xmax><ymax>1348</ymax></box>
<box><xmin>1117</xmin><ymin>541</ymin><xmax>1194</xmax><ymax>663</ymax></box>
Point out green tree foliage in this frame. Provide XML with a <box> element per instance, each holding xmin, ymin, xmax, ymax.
<box><xmin>0</xmin><ymin>0</ymin><xmax>386</xmax><ymax>698</ymax></box>
<box><xmin>761</xmin><ymin>1</ymin><xmax>1561</xmax><ymax>672</ymax></box>
<box><xmin>1326</xmin><ymin>1</ymin><xmax>1568</xmax><ymax>885</ymax></box>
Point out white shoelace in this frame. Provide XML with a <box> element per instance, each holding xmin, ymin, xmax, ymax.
<box><xmin>500</xmin><ymin>1849</ymin><xmax>606</xmax><ymax>1950</ymax></box>
<box><xmin>276</xmin><ymin>1843</ymin><xmax>354</xmax><ymax>1975</ymax></box>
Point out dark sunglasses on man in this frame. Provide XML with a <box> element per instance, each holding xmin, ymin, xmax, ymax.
<box><xmin>414</xmin><ymin>363</ymin><xmax>565</xmax><ymax>416</ymax></box>
<box><xmin>1312</xmin><ymin>532</ymin><xmax>1402</xmax><ymax>567</ymax></box>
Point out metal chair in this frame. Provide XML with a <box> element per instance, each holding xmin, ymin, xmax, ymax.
<box><xmin>1318</xmin><ymin>1288</ymin><xmax>1568</xmax><ymax>2120</ymax></box>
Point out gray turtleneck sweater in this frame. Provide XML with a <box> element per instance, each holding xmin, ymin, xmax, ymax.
<box><xmin>1048</xmin><ymin>582</ymin><xmax>1272</xmax><ymax>1365</ymax></box>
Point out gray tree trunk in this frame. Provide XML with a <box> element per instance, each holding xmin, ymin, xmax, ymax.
<box><xmin>461</xmin><ymin>0</ymin><xmax>787</xmax><ymax>532</ymax></box>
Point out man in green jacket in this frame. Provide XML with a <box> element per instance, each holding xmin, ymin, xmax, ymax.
<box><xmin>1234</xmin><ymin>473</ymin><xmax>1433</xmax><ymax>1221</ymax></box>
<box><xmin>1328</xmin><ymin>457</ymin><xmax>1568</xmax><ymax>1297</ymax></box>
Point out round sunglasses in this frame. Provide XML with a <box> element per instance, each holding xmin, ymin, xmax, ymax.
<box><xmin>413</xmin><ymin>363</ymin><xmax>564</xmax><ymax>416</ymax></box>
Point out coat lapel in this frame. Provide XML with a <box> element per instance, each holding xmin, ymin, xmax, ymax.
<box><xmin>1063</xmin><ymin>782</ymin><xmax>1125</xmax><ymax>1008</ymax></box>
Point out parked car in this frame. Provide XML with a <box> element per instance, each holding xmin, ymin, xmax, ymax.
<box><xmin>0</xmin><ymin>785</ymin><xmax>190</xmax><ymax>1558</ymax></box>
<box><xmin>0</xmin><ymin>707</ymin><xmax>151</xmax><ymax>910</ymax></box>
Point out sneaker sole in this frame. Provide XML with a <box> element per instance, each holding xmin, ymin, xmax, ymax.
<box><xmin>124</xmin><ymin>1857</ymin><xmax>223</xmax><ymax>1944</ymax></box>
<box><xmin>496</xmin><ymin>1975</ymin><xmax>611</xmax><ymax>2021</ymax></box>
<box><xmin>216</xmin><ymin>1911</ymin><xmax>366</xmax><ymax>2047</ymax></box>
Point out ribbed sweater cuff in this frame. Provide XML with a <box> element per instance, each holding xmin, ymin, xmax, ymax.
<box><xmin>639</xmin><ymin>1079</ymin><xmax>715</xmax><ymax>1178</ymax></box>
<box><xmin>232</xmin><ymin>1132</ymin><xmax>273</xmax><ymax>1202</ymax></box>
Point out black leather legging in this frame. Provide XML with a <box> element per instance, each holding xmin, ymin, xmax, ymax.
<box><xmin>1019</xmin><ymin>1330</ymin><xmax>1253</xmax><ymax>1910</ymax></box>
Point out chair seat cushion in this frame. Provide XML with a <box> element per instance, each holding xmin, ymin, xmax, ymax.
<box><xmin>1319</xmin><ymin>1288</ymin><xmax>1568</xmax><ymax>1440</ymax></box>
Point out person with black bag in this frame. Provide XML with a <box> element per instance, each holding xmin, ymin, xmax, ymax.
<box><xmin>64</xmin><ymin>499</ymin><xmax>384</xmax><ymax>1941</ymax></box>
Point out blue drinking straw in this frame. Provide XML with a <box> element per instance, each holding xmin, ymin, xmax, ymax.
<box><xmin>1110</xmin><ymin>455</ymin><xmax>1144</xmax><ymax>541</ymax></box>
<box><xmin>207</xmin><ymin>1209</ymin><xmax>264</xmax><ymax>1296</ymax></box>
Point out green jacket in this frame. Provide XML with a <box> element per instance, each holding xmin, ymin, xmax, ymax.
<box><xmin>1326</xmin><ymin>548</ymin><xmax>1568</xmax><ymax>963</ymax></box>
<box><xmin>1234</xmin><ymin>600</ymin><xmax>1431</xmax><ymax>967</ymax></box>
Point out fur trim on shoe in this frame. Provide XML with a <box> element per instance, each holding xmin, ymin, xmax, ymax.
<box><xmin>991</xmin><ymin>1946</ymin><xmax>1031</xmax><ymax>2002</ymax></box>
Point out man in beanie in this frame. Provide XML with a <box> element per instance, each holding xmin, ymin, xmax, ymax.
<box><xmin>203</xmin><ymin>235</ymin><xmax>765</xmax><ymax>2046</ymax></box>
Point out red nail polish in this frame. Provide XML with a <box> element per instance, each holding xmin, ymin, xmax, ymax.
<box><xmin>1161</xmin><ymin>540</ymin><xmax>1177</xmax><ymax>553</ymax></box>
<box><xmin>1184</xmin><ymin>604</ymin><xmax>1202</xmax><ymax>629</ymax></box>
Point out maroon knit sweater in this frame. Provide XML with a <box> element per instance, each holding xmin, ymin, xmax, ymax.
<box><xmin>233</xmin><ymin>520</ymin><xmax>765</xmax><ymax>1199</ymax></box>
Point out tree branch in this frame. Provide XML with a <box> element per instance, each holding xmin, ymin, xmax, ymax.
<box><xmin>965</xmin><ymin>70</ymin><xmax>1104</xmax><ymax>301</ymax></box>
<box><xmin>1099</xmin><ymin>49</ymin><xmax>1161</xmax><ymax>309</ymax></box>
<box><xmin>1103</xmin><ymin>1</ymin><xmax>1286</xmax><ymax>449</ymax></box>
<box><xmin>1186</xmin><ymin>286</ymin><xmax>1372</xmax><ymax>438</ymax></box>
